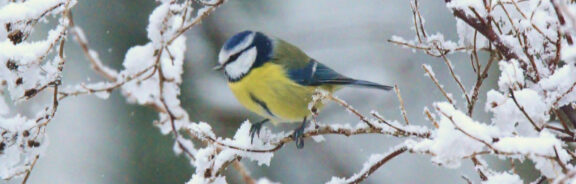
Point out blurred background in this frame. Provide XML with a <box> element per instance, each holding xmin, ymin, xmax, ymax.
<box><xmin>12</xmin><ymin>0</ymin><xmax>517</xmax><ymax>183</ymax></box>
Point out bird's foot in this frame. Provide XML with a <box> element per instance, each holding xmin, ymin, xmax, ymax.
<box><xmin>293</xmin><ymin>118</ymin><xmax>307</xmax><ymax>149</ymax></box>
<box><xmin>249</xmin><ymin>119</ymin><xmax>269</xmax><ymax>144</ymax></box>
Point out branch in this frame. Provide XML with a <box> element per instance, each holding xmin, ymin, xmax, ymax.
<box><xmin>509</xmin><ymin>89</ymin><xmax>542</xmax><ymax>132</ymax></box>
<box><xmin>326</xmin><ymin>145</ymin><xmax>408</xmax><ymax>184</ymax></box>
<box><xmin>445</xmin><ymin>0</ymin><xmax>522</xmax><ymax>62</ymax></box>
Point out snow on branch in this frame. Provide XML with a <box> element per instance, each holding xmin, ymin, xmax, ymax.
<box><xmin>0</xmin><ymin>0</ymin><xmax>74</xmax><ymax>181</ymax></box>
<box><xmin>389</xmin><ymin>0</ymin><xmax>576</xmax><ymax>183</ymax></box>
<box><xmin>3</xmin><ymin>0</ymin><xmax>576</xmax><ymax>183</ymax></box>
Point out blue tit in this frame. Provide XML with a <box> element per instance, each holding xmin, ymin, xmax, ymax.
<box><xmin>214</xmin><ymin>30</ymin><xmax>392</xmax><ymax>149</ymax></box>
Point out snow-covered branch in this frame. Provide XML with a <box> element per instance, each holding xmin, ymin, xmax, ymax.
<box><xmin>389</xmin><ymin>0</ymin><xmax>576</xmax><ymax>183</ymax></box>
<box><xmin>2</xmin><ymin>0</ymin><xmax>576</xmax><ymax>183</ymax></box>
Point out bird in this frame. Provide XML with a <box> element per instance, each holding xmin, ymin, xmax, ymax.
<box><xmin>214</xmin><ymin>31</ymin><xmax>392</xmax><ymax>149</ymax></box>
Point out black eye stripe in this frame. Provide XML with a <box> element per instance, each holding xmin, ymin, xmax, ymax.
<box><xmin>224</xmin><ymin>45</ymin><xmax>255</xmax><ymax>65</ymax></box>
<box><xmin>227</xmin><ymin>52</ymin><xmax>242</xmax><ymax>63</ymax></box>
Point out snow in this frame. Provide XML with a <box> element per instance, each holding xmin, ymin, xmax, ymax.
<box><xmin>218</xmin><ymin>121</ymin><xmax>275</xmax><ymax>166</ymax></box>
<box><xmin>456</xmin><ymin>19</ymin><xmax>488</xmax><ymax>48</ymax></box>
<box><xmin>188</xmin><ymin>173</ymin><xmax>227</xmax><ymax>184</ymax></box>
<box><xmin>562</xmin><ymin>45</ymin><xmax>576</xmax><ymax>63</ymax></box>
<box><xmin>147</xmin><ymin>2</ymin><xmax>170</xmax><ymax>48</ymax></box>
<box><xmin>2</xmin><ymin>0</ymin><xmax>575</xmax><ymax>182</ymax></box>
<box><xmin>311</xmin><ymin>135</ymin><xmax>325</xmax><ymax>143</ymax></box>
<box><xmin>0</xmin><ymin>23</ymin><xmax>66</xmax><ymax>65</ymax></box>
<box><xmin>483</xmin><ymin>172</ymin><xmax>523</xmax><ymax>184</ymax></box>
<box><xmin>0</xmin><ymin>115</ymin><xmax>48</xmax><ymax>179</ymax></box>
<box><xmin>539</xmin><ymin>64</ymin><xmax>576</xmax><ymax>107</ymax></box>
<box><xmin>495</xmin><ymin>131</ymin><xmax>570</xmax><ymax>178</ymax></box>
<box><xmin>256</xmin><ymin>178</ymin><xmax>281</xmax><ymax>184</ymax></box>
<box><xmin>325</xmin><ymin>177</ymin><xmax>347</xmax><ymax>184</ymax></box>
<box><xmin>486</xmin><ymin>88</ymin><xmax>549</xmax><ymax>136</ymax></box>
<box><xmin>0</xmin><ymin>0</ymin><xmax>70</xmax><ymax>23</ymax></box>
<box><xmin>422</xmin><ymin>64</ymin><xmax>435</xmax><ymax>77</ymax></box>
<box><xmin>493</xmin><ymin>131</ymin><xmax>564</xmax><ymax>156</ymax></box>
<box><xmin>0</xmin><ymin>0</ymin><xmax>75</xmax><ymax>179</ymax></box>
<box><xmin>412</xmin><ymin>102</ymin><xmax>500</xmax><ymax>168</ymax></box>
<box><xmin>497</xmin><ymin>59</ymin><xmax>524</xmax><ymax>91</ymax></box>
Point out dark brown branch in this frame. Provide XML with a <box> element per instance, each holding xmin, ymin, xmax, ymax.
<box><xmin>552</xmin><ymin>0</ymin><xmax>574</xmax><ymax>45</ymax></box>
<box><xmin>561</xmin><ymin>105</ymin><xmax>576</xmax><ymax>128</ymax></box>
<box><xmin>445</xmin><ymin>0</ymin><xmax>522</xmax><ymax>63</ymax></box>
<box><xmin>553</xmin><ymin>108</ymin><xmax>574</xmax><ymax>137</ymax></box>
<box><xmin>554</xmin><ymin>146</ymin><xmax>569</xmax><ymax>174</ymax></box>
<box><xmin>471</xmin><ymin>157</ymin><xmax>488</xmax><ymax>181</ymax></box>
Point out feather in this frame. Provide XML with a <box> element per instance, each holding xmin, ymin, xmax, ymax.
<box><xmin>288</xmin><ymin>60</ymin><xmax>392</xmax><ymax>90</ymax></box>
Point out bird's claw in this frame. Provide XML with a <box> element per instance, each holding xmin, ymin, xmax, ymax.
<box><xmin>293</xmin><ymin>126</ymin><xmax>305</xmax><ymax>149</ymax></box>
<box><xmin>249</xmin><ymin>119</ymin><xmax>268</xmax><ymax>144</ymax></box>
<box><xmin>293</xmin><ymin>118</ymin><xmax>307</xmax><ymax>149</ymax></box>
<box><xmin>249</xmin><ymin>124</ymin><xmax>263</xmax><ymax>143</ymax></box>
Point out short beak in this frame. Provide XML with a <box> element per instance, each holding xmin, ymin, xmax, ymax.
<box><xmin>213</xmin><ymin>64</ymin><xmax>225</xmax><ymax>71</ymax></box>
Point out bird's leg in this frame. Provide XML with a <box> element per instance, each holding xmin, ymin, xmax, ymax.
<box><xmin>250</xmin><ymin>119</ymin><xmax>269</xmax><ymax>144</ymax></box>
<box><xmin>293</xmin><ymin>117</ymin><xmax>308</xmax><ymax>149</ymax></box>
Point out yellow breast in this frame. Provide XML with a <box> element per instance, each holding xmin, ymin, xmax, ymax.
<box><xmin>228</xmin><ymin>63</ymin><xmax>334</xmax><ymax>124</ymax></box>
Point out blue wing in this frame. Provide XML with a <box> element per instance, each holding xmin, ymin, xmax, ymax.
<box><xmin>287</xmin><ymin>60</ymin><xmax>392</xmax><ymax>90</ymax></box>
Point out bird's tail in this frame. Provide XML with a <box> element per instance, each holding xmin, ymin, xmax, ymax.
<box><xmin>321</xmin><ymin>78</ymin><xmax>392</xmax><ymax>90</ymax></box>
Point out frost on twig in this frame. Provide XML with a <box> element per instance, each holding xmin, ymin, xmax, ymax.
<box><xmin>389</xmin><ymin>0</ymin><xmax>576</xmax><ymax>183</ymax></box>
<box><xmin>0</xmin><ymin>0</ymin><xmax>75</xmax><ymax>180</ymax></box>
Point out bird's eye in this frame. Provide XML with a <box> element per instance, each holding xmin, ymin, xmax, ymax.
<box><xmin>225</xmin><ymin>46</ymin><xmax>254</xmax><ymax>65</ymax></box>
<box><xmin>226</xmin><ymin>52</ymin><xmax>242</xmax><ymax>64</ymax></box>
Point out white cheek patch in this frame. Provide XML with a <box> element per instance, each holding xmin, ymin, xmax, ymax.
<box><xmin>225</xmin><ymin>47</ymin><xmax>257</xmax><ymax>80</ymax></box>
<box><xmin>218</xmin><ymin>33</ymin><xmax>256</xmax><ymax>64</ymax></box>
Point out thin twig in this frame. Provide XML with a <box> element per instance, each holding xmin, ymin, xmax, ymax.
<box><xmin>424</xmin><ymin>108</ymin><xmax>439</xmax><ymax>128</ymax></box>
<box><xmin>422</xmin><ymin>65</ymin><xmax>455</xmax><ymax>105</ymax></box>
<box><xmin>435</xmin><ymin>44</ymin><xmax>472</xmax><ymax>106</ymax></box>
<box><xmin>21</xmin><ymin>155</ymin><xmax>39</xmax><ymax>184</ymax></box>
<box><xmin>326</xmin><ymin>94</ymin><xmax>378</xmax><ymax>129</ymax></box>
<box><xmin>468</xmin><ymin>48</ymin><xmax>496</xmax><ymax>116</ymax></box>
<box><xmin>553</xmin><ymin>108</ymin><xmax>574</xmax><ymax>137</ymax></box>
<box><xmin>394</xmin><ymin>85</ymin><xmax>410</xmax><ymax>125</ymax></box>
<box><xmin>509</xmin><ymin>89</ymin><xmax>542</xmax><ymax>132</ymax></box>
<box><xmin>471</xmin><ymin>157</ymin><xmax>488</xmax><ymax>181</ymax></box>
<box><xmin>347</xmin><ymin>146</ymin><xmax>408</xmax><ymax>184</ymax></box>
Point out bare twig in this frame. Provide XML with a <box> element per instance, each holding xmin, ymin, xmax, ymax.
<box><xmin>422</xmin><ymin>65</ymin><xmax>455</xmax><ymax>105</ymax></box>
<box><xmin>509</xmin><ymin>89</ymin><xmax>542</xmax><ymax>132</ymax></box>
<box><xmin>424</xmin><ymin>108</ymin><xmax>439</xmax><ymax>128</ymax></box>
<box><xmin>69</xmin><ymin>26</ymin><xmax>118</xmax><ymax>81</ymax></box>
<box><xmin>346</xmin><ymin>146</ymin><xmax>408</xmax><ymax>184</ymax></box>
<box><xmin>468</xmin><ymin>48</ymin><xmax>496</xmax><ymax>116</ymax></box>
<box><xmin>326</xmin><ymin>94</ymin><xmax>378</xmax><ymax>129</ymax></box>
<box><xmin>435</xmin><ymin>43</ymin><xmax>472</xmax><ymax>106</ymax></box>
<box><xmin>394</xmin><ymin>85</ymin><xmax>410</xmax><ymax>125</ymax></box>
<box><xmin>553</xmin><ymin>108</ymin><xmax>574</xmax><ymax>137</ymax></box>
<box><xmin>471</xmin><ymin>156</ymin><xmax>488</xmax><ymax>181</ymax></box>
<box><xmin>21</xmin><ymin>155</ymin><xmax>39</xmax><ymax>184</ymax></box>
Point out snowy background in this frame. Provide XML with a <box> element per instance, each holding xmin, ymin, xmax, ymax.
<box><xmin>3</xmin><ymin>0</ymin><xmax>573</xmax><ymax>183</ymax></box>
<box><xmin>25</xmin><ymin>0</ymin><xmax>485</xmax><ymax>183</ymax></box>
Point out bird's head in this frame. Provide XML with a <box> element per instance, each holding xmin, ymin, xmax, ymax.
<box><xmin>215</xmin><ymin>30</ymin><xmax>273</xmax><ymax>81</ymax></box>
